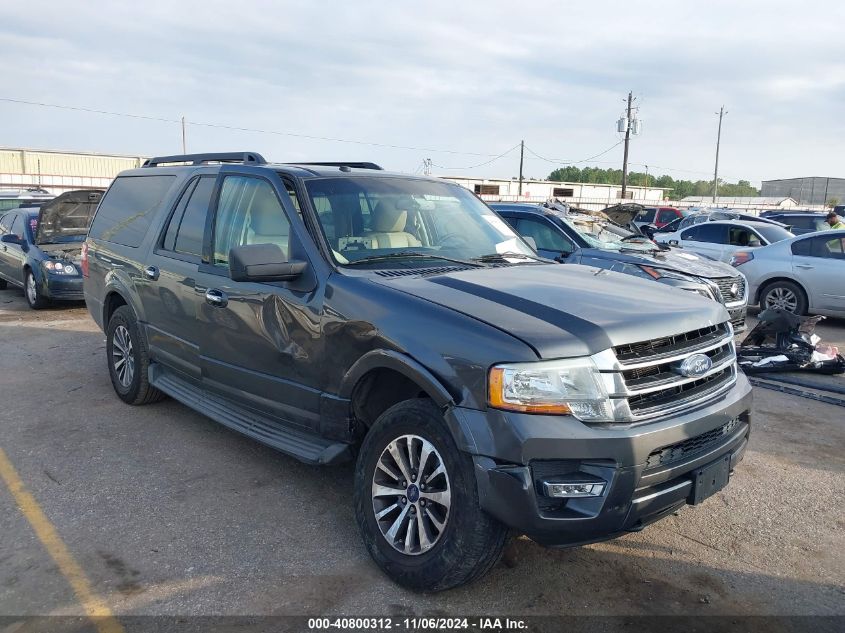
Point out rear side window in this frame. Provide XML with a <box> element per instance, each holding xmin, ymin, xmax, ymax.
<box><xmin>161</xmin><ymin>176</ymin><xmax>215</xmax><ymax>258</ymax></box>
<box><xmin>637</xmin><ymin>209</ymin><xmax>656</xmax><ymax>223</ymax></box>
<box><xmin>89</xmin><ymin>176</ymin><xmax>175</xmax><ymax>247</ymax></box>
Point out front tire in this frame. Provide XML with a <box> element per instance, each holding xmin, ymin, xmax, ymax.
<box><xmin>24</xmin><ymin>270</ymin><xmax>48</xmax><ymax>309</ymax></box>
<box><xmin>761</xmin><ymin>280</ymin><xmax>808</xmax><ymax>315</ymax></box>
<box><xmin>354</xmin><ymin>399</ymin><xmax>508</xmax><ymax>591</ymax></box>
<box><xmin>106</xmin><ymin>305</ymin><xmax>165</xmax><ymax>405</ymax></box>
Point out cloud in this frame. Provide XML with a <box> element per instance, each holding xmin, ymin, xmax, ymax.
<box><xmin>1</xmin><ymin>0</ymin><xmax>843</xmax><ymax>184</ymax></box>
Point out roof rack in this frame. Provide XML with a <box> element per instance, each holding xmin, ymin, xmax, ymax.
<box><xmin>142</xmin><ymin>152</ymin><xmax>267</xmax><ymax>167</ymax></box>
<box><xmin>288</xmin><ymin>162</ymin><xmax>383</xmax><ymax>171</ymax></box>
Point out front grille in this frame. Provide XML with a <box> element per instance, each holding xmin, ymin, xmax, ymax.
<box><xmin>613</xmin><ymin>323</ymin><xmax>728</xmax><ymax>364</ymax></box>
<box><xmin>646</xmin><ymin>416</ymin><xmax>744</xmax><ymax>469</ymax></box>
<box><xmin>602</xmin><ymin>322</ymin><xmax>738</xmax><ymax>422</ymax></box>
<box><xmin>626</xmin><ymin>368</ymin><xmax>733</xmax><ymax>416</ymax></box>
<box><xmin>713</xmin><ymin>276</ymin><xmax>746</xmax><ymax>304</ymax></box>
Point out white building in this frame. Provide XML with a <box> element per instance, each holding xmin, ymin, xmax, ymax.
<box><xmin>0</xmin><ymin>147</ymin><xmax>146</xmax><ymax>195</ymax></box>
<box><xmin>441</xmin><ymin>176</ymin><xmax>670</xmax><ymax>210</ymax></box>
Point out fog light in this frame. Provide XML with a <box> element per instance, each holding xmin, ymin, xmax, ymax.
<box><xmin>542</xmin><ymin>481</ymin><xmax>606</xmax><ymax>498</ymax></box>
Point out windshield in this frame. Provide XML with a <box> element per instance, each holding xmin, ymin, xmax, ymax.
<box><xmin>754</xmin><ymin>224</ymin><xmax>794</xmax><ymax>244</ymax></box>
<box><xmin>564</xmin><ymin>216</ymin><xmax>655</xmax><ymax>252</ymax></box>
<box><xmin>304</xmin><ymin>177</ymin><xmax>535</xmax><ymax>266</ymax></box>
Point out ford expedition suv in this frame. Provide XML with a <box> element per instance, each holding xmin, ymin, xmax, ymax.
<box><xmin>83</xmin><ymin>152</ymin><xmax>752</xmax><ymax>591</ymax></box>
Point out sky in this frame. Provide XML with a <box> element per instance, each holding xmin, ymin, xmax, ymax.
<box><xmin>1</xmin><ymin>1</ymin><xmax>843</xmax><ymax>186</ymax></box>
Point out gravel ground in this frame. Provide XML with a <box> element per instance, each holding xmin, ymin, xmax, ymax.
<box><xmin>0</xmin><ymin>288</ymin><xmax>843</xmax><ymax>624</ymax></box>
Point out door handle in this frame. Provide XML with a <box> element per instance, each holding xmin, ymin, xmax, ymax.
<box><xmin>795</xmin><ymin>264</ymin><xmax>814</xmax><ymax>270</ymax></box>
<box><xmin>205</xmin><ymin>288</ymin><xmax>228</xmax><ymax>307</ymax></box>
<box><xmin>143</xmin><ymin>266</ymin><xmax>160</xmax><ymax>281</ymax></box>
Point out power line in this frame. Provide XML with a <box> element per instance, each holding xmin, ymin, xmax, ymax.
<box><xmin>523</xmin><ymin>141</ymin><xmax>623</xmax><ymax>165</ymax></box>
<box><xmin>430</xmin><ymin>142</ymin><xmax>522</xmax><ymax>170</ymax></box>
<box><xmin>0</xmin><ymin>96</ymin><xmax>505</xmax><ymax>158</ymax></box>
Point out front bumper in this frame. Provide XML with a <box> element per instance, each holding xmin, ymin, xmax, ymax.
<box><xmin>43</xmin><ymin>274</ymin><xmax>84</xmax><ymax>301</ymax></box>
<box><xmin>452</xmin><ymin>373</ymin><xmax>752</xmax><ymax>547</ymax></box>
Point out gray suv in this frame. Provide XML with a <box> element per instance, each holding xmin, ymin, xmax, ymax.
<box><xmin>83</xmin><ymin>152</ymin><xmax>752</xmax><ymax>590</ymax></box>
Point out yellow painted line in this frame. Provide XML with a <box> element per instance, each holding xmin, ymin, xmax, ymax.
<box><xmin>0</xmin><ymin>447</ymin><xmax>124</xmax><ymax>633</ymax></box>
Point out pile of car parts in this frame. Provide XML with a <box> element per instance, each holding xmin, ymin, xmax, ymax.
<box><xmin>738</xmin><ymin>308</ymin><xmax>844</xmax><ymax>375</ymax></box>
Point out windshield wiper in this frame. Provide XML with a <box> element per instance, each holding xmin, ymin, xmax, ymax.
<box><xmin>344</xmin><ymin>252</ymin><xmax>488</xmax><ymax>268</ymax></box>
<box><xmin>472</xmin><ymin>251</ymin><xmax>550</xmax><ymax>264</ymax></box>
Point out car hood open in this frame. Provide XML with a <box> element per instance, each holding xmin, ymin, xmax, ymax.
<box><xmin>36</xmin><ymin>189</ymin><xmax>103</xmax><ymax>245</ymax></box>
<box><xmin>372</xmin><ymin>263</ymin><xmax>728</xmax><ymax>358</ymax></box>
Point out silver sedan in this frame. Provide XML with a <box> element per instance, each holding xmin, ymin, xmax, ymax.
<box><xmin>730</xmin><ymin>229</ymin><xmax>845</xmax><ymax>317</ymax></box>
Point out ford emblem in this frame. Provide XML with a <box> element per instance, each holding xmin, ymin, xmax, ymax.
<box><xmin>679</xmin><ymin>353</ymin><xmax>712</xmax><ymax>378</ymax></box>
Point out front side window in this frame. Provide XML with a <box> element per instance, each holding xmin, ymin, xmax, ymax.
<box><xmin>213</xmin><ymin>176</ymin><xmax>291</xmax><ymax>267</ymax></box>
<box><xmin>515</xmin><ymin>218</ymin><xmax>574</xmax><ymax>253</ymax></box>
<box><xmin>729</xmin><ymin>227</ymin><xmax>761</xmax><ymax>247</ymax></box>
<box><xmin>9</xmin><ymin>214</ymin><xmax>24</xmax><ymax>239</ymax></box>
<box><xmin>637</xmin><ymin>208</ymin><xmax>656</xmax><ymax>223</ymax></box>
<box><xmin>303</xmin><ymin>177</ymin><xmax>533</xmax><ymax>266</ymax></box>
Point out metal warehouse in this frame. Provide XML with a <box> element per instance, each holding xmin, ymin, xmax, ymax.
<box><xmin>0</xmin><ymin>147</ymin><xmax>146</xmax><ymax>194</ymax></box>
<box><xmin>761</xmin><ymin>176</ymin><xmax>845</xmax><ymax>206</ymax></box>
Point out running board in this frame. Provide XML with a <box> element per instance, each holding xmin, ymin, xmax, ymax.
<box><xmin>149</xmin><ymin>366</ymin><xmax>352</xmax><ymax>465</ymax></box>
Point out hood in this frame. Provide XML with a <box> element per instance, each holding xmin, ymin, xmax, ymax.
<box><xmin>579</xmin><ymin>246</ymin><xmax>740</xmax><ymax>279</ymax></box>
<box><xmin>601</xmin><ymin>203</ymin><xmax>646</xmax><ymax>233</ymax></box>
<box><xmin>372</xmin><ymin>264</ymin><xmax>728</xmax><ymax>359</ymax></box>
<box><xmin>36</xmin><ymin>189</ymin><xmax>103</xmax><ymax>244</ymax></box>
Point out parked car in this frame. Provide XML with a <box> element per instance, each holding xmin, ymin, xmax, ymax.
<box><xmin>0</xmin><ymin>189</ymin><xmax>103</xmax><ymax>308</ymax></box>
<box><xmin>489</xmin><ymin>203</ymin><xmax>748</xmax><ymax>331</ymax></box>
<box><xmin>0</xmin><ymin>187</ymin><xmax>53</xmax><ymax>213</ymax></box>
<box><xmin>755</xmin><ymin>212</ymin><xmax>829</xmax><ymax>235</ymax></box>
<box><xmin>636</xmin><ymin>205</ymin><xmax>689</xmax><ymax>228</ymax></box>
<box><xmin>654</xmin><ymin>210</ymin><xmax>788</xmax><ymax>235</ymax></box>
<box><xmin>731</xmin><ymin>230</ymin><xmax>845</xmax><ymax>317</ymax></box>
<box><xmin>655</xmin><ymin>220</ymin><xmax>794</xmax><ymax>263</ymax></box>
<box><xmin>84</xmin><ymin>151</ymin><xmax>751</xmax><ymax>591</ymax></box>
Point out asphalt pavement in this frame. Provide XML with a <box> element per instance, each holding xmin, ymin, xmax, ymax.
<box><xmin>0</xmin><ymin>287</ymin><xmax>843</xmax><ymax>626</ymax></box>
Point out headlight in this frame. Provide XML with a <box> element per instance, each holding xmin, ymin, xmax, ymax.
<box><xmin>639</xmin><ymin>265</ymin><xmax>696</xmax><ymax>282</ymax></box>
<box><xmin>488</xmin><ymin>358</ymin><xmax>613</xmax><ymax>421</ymax></box>
<box><xmin>43</xmin><ymin>261</ymin><xmax>77</xmax><ymax>275</ymax></box>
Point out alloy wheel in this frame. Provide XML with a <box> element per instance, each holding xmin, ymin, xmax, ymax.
<box><xmin>26</xmin><ymin>273</ymin><xmax>37</xmax><ymax>304</ymax></box>
<box><xmin>765</xmin><ymin>287</ymin><xmax>798</xmax><ymax>313</ymax></box>
<box><xmin>111</xmin><ymin>325</ymin><xmax>135</xmax><ymax>388</ymax></box>
<box><xmin>371</xmin><ymin>434</ymin><xmax>451</xmax><ymax>556</ymax></box>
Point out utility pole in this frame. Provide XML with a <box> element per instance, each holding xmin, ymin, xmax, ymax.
<box><xmin>712</xmin><ymin>106</ymin><xmax>727</xmax><ymax>203</ymax></box>
<box><xmin>518</xmin><ymin>140</ymin><xmax>525</xmax><ymax>198</ymax></box>
<box><xmin>620</xmin><ymin>92</ymin><xmax>634</xmax><ymax>200</ymax></box>
<box><xmin>181</xmin><ymin>116</ymin><xmax>187</xmax><ymax>154</ymax></box>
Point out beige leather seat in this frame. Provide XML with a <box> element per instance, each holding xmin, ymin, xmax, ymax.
<box><xmin>248</xmin><ymin>188</ymin><xmax>290</xmax><ymax>257</ymax></box>
<box><xmin>366</xmin><ymin>200</ymin><xmax>421</xmax><ymax>249</ymax></box>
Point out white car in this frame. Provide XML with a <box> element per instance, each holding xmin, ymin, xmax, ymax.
<box><xmin>656</xmin><ymin>220</ymin><xmax>794</xmax><ymax>263</ymax></box>
<box><xmin>731</xmin><ymin>229</ymin><xmax>845</xmax><ymax>317</ymax></box>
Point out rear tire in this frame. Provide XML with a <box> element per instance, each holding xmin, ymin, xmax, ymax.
<box><xmin>106</xmin><ymin>305</ymin><xmax>165</xmax><ymax>405</ymax></box>
<box><xmin>354</xmin><ymin>399</ymin><xmax>509</xmax><ymax>591</ymax></box>
<box><xmin>761</xmin><ymin>280</ymin><xmax>808</xmax><ymax>315</ymax></box>
<box><xmin>24</xmin><ymin>270</ymin><xmax>48</xmax><ymax>309</ymax></box>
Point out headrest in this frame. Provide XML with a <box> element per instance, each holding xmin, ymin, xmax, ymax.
<box><xmin>372</xmin><ymin>200</ymin><xmax>408</xmax><ymax>233</ymax></box>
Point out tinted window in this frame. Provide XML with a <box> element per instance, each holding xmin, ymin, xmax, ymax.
<box><xmin>9</xmin><ymin>214</ymin><xmax>24</xmax><ymax>238</ymax></box>
<box><xmin>656</xmin><ymin>209</ymin><xmax>677</xmax><ymax>224</ymax></box>
<box><xmin>89</xmin><ymin>176</ymin><xmax>175</xmax><ymax>247</ymax></box>
<box><xmin>213</xmin><ymin>176</ymin><xmax>291</xmax><ymax>267</ymax></box>
<box><xmin>515</xmin><ymin>218</ymin><xmax>574</xmax><ymax>253</ymax></box>
<box><xmin>796</xmin><ymin>235</ymin><xmax>845</xmax><ymax>259</ymax></box>
<box><xmin>173</xmin><ymin>176</ymin><xmax>214</xmax><ymax>257</ymax></box>
<box><xmin>754</xmin><ymin>224</ymin><xmax>793</xmax><ymax>244</ymax></box>
<box><xmin>163</xmin><ymin>179</ymin><xmax>197</xmax><ymax>252</ymax></box>
<box><xmin>0</xmin><ymin>213</ymin><xmax>11</xmax><ymax>234</ymax></box>
<box><xmin>683</xmin><ymin>224</ymin><xmax>726</xmax><ymax>243</ymax></box>
<box><xmin>729</xmin><ymin>227</ymin><xmax>762</xmax><ymax>247</ymax></box>
<box><xmin>637</xmin><ymin>208</ymin><xmax>656</xmax><ymax>223</ymax></box>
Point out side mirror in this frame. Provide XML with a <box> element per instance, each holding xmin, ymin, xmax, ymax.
<box><xmin>228</xmin><ymin>243</ymin><xmax>307</xmax><ymax>282</ymax></box>
<box><xmin>640</xmin><ymin>224</ymin><xmax>657</xmax><ymax>240</ymax></box>
<box><xmin>1</xmin><ymin>234</ymin><xmax>22</xmax><ymax>245</ymax></box>
<box><xmin>522</xmin><ymin>236</ymin><xmax>537</xmax><ymax>251</ymax></box>
<box><xmin>669</xmin><ymin>239</ymin><xmax>679</xmax><ymax>247</ymax></box>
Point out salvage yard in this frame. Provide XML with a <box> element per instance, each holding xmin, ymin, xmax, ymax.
<box><xmin>1</xmin><ymin>289</ymin><xmax>843</xmax><ymax>621</ymax></box>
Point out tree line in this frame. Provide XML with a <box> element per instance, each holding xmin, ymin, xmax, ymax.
<box><xmin>546</xmin><ymin>166</ymin><xmax>760</xmax><ymax>199</ymax></box>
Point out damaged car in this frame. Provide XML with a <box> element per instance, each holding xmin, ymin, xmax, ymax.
<box><xmin>0</xmin><ymin>189</ymin><xmax>103</xmax><ymax>308</ymax></box>
<box><xmin>491</xmin><ymin>202</ymin><xmax>749</xmax><ymax>331</ymax></box>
